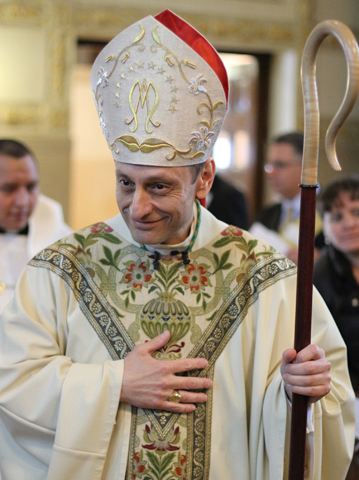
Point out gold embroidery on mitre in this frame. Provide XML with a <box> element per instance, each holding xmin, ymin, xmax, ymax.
<box><xmin>92</xmin><ymin>21</ymin><xmax>226</xmax><ymax>163</ymax></box>
<box><xmin>151</xmin><ymin>26</ymin><xmax>196</xmax><ymax>84</ymax></box>
<box><xmin>126</xmin><ymin>79</ymin><xmax>160</xmax><ymax>134</ymax></box>
<box><xmin>92</xmin><ymin>24</ymin><xmax>147</xmax><ymax>140</ymax></box>
<box><xmin>110</xmin><ymin>135</ymin><xmax>204</xmax><ymax>160</ymax></box>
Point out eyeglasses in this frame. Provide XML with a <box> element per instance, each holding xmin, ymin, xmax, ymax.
<box><xmin>264</xmin><ymin>161</ymin><xmax>300</xmax><ymax>173</ymax></box>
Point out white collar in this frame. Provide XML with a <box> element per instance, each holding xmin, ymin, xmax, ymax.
<box><xmin>281</xmin><ymin>193</ymin><xmax>301</xmax><ymax>220</ymax></box>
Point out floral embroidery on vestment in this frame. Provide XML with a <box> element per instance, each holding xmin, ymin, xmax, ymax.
<box><xmin>29</xmin><ymin>222</ymin><xmax>296</xmax><ymax>480</ymax></box>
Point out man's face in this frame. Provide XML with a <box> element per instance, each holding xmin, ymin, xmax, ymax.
<box><xmin>0</xmin><ymin>154</ymin><xmax>39</xmax><ymax>232</ymax></box>
<box><xmin>264</xmin><ymin>143</ymin><xmax>302</xmax><ymax>200</ymax></box>
<box><xmin>115</xmin><ymin>161</ymin><xmax>212</xmax><ymax>246</ymax></box>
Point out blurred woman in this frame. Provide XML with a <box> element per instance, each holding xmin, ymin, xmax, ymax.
<box><xmin>314</xmin><ymin>175</ymin><xmax>359</xmax><ymax>479</ymax></box>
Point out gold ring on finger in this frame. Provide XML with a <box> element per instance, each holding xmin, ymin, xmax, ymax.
<box><xmin>168</xmin><ymin>389</ymin><xmax>182</xmax><ymax>403</ymax></box>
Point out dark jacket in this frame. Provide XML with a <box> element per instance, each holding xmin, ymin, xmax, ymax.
<box><xmin>255</xmin><ymin>202</ymin><xmax>325</xmax><ymax>249</ymax></box>
<box><xmin>207</xmin><ymin>175</ymin><xmax>249</xmax><ymax>230</ymax></box>
<box><xmin>314</xmin><ymin>245</ymin><xmax>359</xmax><ymax>391</ymax></box>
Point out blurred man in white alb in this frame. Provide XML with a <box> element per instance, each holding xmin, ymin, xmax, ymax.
<box><xmin>0</xmin><ymin>139</ymin><xmax>71</xmax><ymax>313</ymax></box>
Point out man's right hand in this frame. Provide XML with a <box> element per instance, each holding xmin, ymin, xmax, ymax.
<box><xmin>120</xmin><ymin>330</ymin><xmax>213</xmax><ymax>413</ymax></box>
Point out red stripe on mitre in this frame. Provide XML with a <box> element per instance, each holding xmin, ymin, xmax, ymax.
<box><xmin>154</xmin><ymin>9</ymin><xmax>229</xmax><ymax>106</ymax></box>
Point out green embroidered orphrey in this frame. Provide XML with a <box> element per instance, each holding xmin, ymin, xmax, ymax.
<box><xmin>30</xmin><ymin>221</ymin><xmax>296</xmax><ymax>480</ymax></box>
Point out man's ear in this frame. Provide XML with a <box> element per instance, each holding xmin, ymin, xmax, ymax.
<box><xmin>195</xmin><ymin>158</ymin><xmax>215</xmax><ymax>200</ymax></box>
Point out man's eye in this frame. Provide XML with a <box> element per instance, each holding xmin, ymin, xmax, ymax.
<box><xmin>27</xmin><ymin>184</ymin><xmax>38</xmax><ymax>192</ymax></box>
<box><xmin>330</xmin><ymin>214</ymin><xmax>342</xmax><ymax>222</ymax></box>
<box><xmin>154</xmin><ymin>184</ymin><xmax>165</xmax><ymax>190</ymax></box>
<box><xmin>120</xmin><ymin>179</ymin><xmax>131</xmax><ymax>186</ymax></box>
<box><xmin>0</xmin><ymin>186</ymin><xmax>15</xmax><ymax>194</ymax></box>
<box><xmin>353</xmin><ymin>209</ymin><xmax>359</xmax><ymax>218</ymax></box>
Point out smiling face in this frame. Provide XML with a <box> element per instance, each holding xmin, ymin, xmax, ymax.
<box><xmin>0</xmin><ymin>154</ymin><xmax>39</xmax><ymax>232</ymax></box>
<box><xmin>323</xmin><ymin>191</ymin><xmax>359</xmax><ymax>257</ymax></box>
<box><xmin>115</xmin><ymin>160</ymin><xmax>214</xmax><ymax>246</ymax></box>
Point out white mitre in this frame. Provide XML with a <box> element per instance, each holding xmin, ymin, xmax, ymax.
<box><xmin>90</xmin><ymin>9</ymin><xmax>228</xmax><ymax>167</ymax></box>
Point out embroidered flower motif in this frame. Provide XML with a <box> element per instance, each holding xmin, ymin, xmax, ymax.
<box><xmin>196</xmin><ymin>420</ymin><xmax>205</xmax><ymax>433</ymax></box>
<box><xmin>53</xmin><ymin>254</ymin><xmax>61</xmax><ymax>266</ymax></box>
<box><xmin>91</xmin><ymin>302</ymin><xmax>102</xmax><ymax>314</ymax></box>
<box><xmin>213</xmin><ymin>327</ymin><xmax>222</xmax><ymax>339</ymax></box>
<box><xmin>124</xmin><ymin>259</ymin><xmax>152</xmax><ymax>291</ymax></box>
<box><xmin>189</xmin><ymin>126</ymin><xmax>214</xmax><ymax>151</ymax></box>
<box><xmin>99</xmin><ymin>116</ymin><xmax>109</xmax><ymax>139</ymax></box>
<box><xmin>244</xmin><ymin>285</ymin><xmax>252</xmax><ymax>297</ymax></box>
<box><xmin>79</xmin><ymin>280</ymin><xmax>88</xmax><ymax>294</ymax></box>
<box><xmin>97</xmin><ymin>67</ymin><xmax>109</xmax><ymax>87</ymax></box>
<box><xmin>194</xmin><ymin>451</ymin><xmax>204</xmax><ymax>462</ymax></box>
<box><xmin>222</xmin><ymin>317</ymin><xmax>231</xmax><ymax>329</ymax></box>
<box><xmin>42</xmin><ymin>250</ymin><xmax>52</xmax><ymax>260</ymax></box>
<box><xmin>107</xmin><ymin>326</ymin><xmax>117</xmax><ymax>338</ymax></box>
<box><xmin>194</xmin><ymin>466</ymin><xmax>202</xmax><ymax>477</ymax></box>
<box><xmin>188</xmin><ymin>74</ymin><xmax>207</xmax><ymax>95</ymax></box>
<box><xmin>195</xmin><ymin>436</ymin><xmax>204</xmax><ymax>448</ymax></box>
<box><xmin>84</xmin><ymin>291</ymin><xmax>93</xmax><ymax>303</ymax></box>
<box><xmin>238</xmin><ymin>294</ymin><xmax>246</xmax><ymax>306</ymax></box>
<box><xmin>132</xmin><ymin>451</ymin><xmax>147</xmax><ymax>479</ymax></box>
<box><xmin>228</xmin><ymin>304</ymin><xmax>239</xmax><ymax>316</ymax></box>
<box><xmin>180</xmin><ymin>263</ymin><xmax>210</xmax><ymax>292</ymax></box>
<box><xmin>222</xmin><ymin>225</ymin><xmax>243</xmax><ymax>237</ymax></box>
<box><xmin>206</xmin><ymin>340</ymin><xmax>216</xmax><ymax>352</ymax></box>
<box><xmin>174</xmin><ymin>454</ymin><xmax>186</xmax><ymax>479</ymax></box>
<box><xmin>99</xmin><ymin>314</ymin><xmax>109</xmax><ymax>327</ymax></box>
<box><xmin>91</xmin><ymin>222</ymin><xmax>113</xmax><ymax>234</ymax></box>
<box><xmin>72</xmin><ymin>271</ymin><xmax>80</xmax><ymax>282</ymax></box>
<box><xmin>269</xmin><ymin>263</ymin><xmax>279</xmax><ymax>275</ymax></box>
<box><xmin>62</xmin><ymin>258</ymin><xmax>72</xmax><ymax>272</ymax></box>
<box><xmin>142</xmin><ymin>424</ymin><xmax>180</xmax><ymax>452</ymax></box>
<box><xmin>114</xmin><ymin>338</ymin><xmax>124</xmax><ymax>351</ymax></box>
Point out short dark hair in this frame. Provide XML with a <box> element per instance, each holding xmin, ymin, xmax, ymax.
<box><xmin>189</xmin><ymin>162</ymin><xmax>206</xmax><ymax>184</ymax></box>
<box><xmin>0</xmin><ymin>139</ymin><xmax>35</xmax><ymax>160</ymax></box>
<box><xmin>318</xmin><ymin>175</ymin><xmax>359</xmax><ymax>215</ymax></box>
<box><xmin>272</xmin><ymin>132</ymin><xmax>304</xmax><ymax>157</ymax></box>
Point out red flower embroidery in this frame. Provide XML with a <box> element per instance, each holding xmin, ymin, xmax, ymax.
<box><xmin>143</xmin><ymin>424</ymin><xmax>180</xmax><ymax>452</ymax></box>
<box><xmin>174</xmin><ymin>454</ymin><xmax>187</xmax><ymax>478</ymax></box>
<box><xmin>181</xmin><ymin>264</ymin><xmax>209</xmax><ymax>292</ymax></box>
<box><xmin>124</xmin><ymin>260</ymin><xmax>152</xmax><ymax>290</ymax></box>
<box><xmin>132</xmin><ymin>452</ymin><xmax>146</xmax><ymax>479</ymax></box>
<box><xmin>90</xmin><ymin>222</ymin><xmax>113</xmax><ymax>234</ymax></box>
<box><xmin>221</xmin><ymin>225</ymin><xmax>243</xmax><ymax>237</ymax></box>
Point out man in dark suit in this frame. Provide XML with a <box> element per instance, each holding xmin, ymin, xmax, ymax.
<box><xmin>251</xmin><ymin>132</ymin><xmax>323</xmax><ymax>263</ymax></box>
<box><xmin>207</xmin><ymin>174</ymin><xmax>249</xmax><ymax>230</ymax></box>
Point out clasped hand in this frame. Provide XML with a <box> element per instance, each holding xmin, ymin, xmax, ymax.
<box><xmin>121</xmin><ymin>330</ymin><xmax>213</xmax><ymax>413</ymax></box>
<box><xmin>281</xmin><ymin>344</ymin><xmax>331</xmax><ymax>404</ymax></box>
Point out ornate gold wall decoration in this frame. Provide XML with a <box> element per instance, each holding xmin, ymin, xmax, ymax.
<box><xmin>0</xmin><ymin>0</ymin><xmax>315</xmax><ymax>135</ymax></box>
<box><xmin>0</xmin><ymin>2</ymin><xmax>42</xmax><ymax>23</ymax></box>
<box><xmin>185</xmin><ymin>15</ymin><xmax>294</xmax><ymax>45</ymax></box>
<box><xmin>73</xmin><ymin>6</ymin><xmax>150</xmax><ymax>35</ymax></box>
<box><xmin>5</xmin><ymin>106</ymin><xmax>39</xmax><ymax>126</ymax></box>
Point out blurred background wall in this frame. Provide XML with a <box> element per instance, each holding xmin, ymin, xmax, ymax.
<box><xmin>0</xmin><ymin>0</ymin><xmax>358</xmax><ymax>230</ymax></box>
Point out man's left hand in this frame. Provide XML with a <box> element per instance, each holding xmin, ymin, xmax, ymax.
<box><xmin>280</xmin><ymin>344</ymin><xmax>331</xmax><ymax>404</ymax></box>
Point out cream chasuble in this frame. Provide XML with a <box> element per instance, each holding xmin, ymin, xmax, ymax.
<box><xmin>0</xmin><ymin>206</ymin><xmax>354</xmax><ymax>480</ymax></box>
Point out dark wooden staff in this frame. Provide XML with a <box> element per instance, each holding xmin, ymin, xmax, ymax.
<box><xmin>288</xmin><ymin>20</ymin><xmax>359</xmax><ymax>480</ymax></box>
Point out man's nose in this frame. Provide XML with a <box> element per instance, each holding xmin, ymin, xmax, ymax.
<box><xmin>129</xmin><ymin>188</ymin><xmax>152</xmax><ymax>218</ymax></box>
<box><xmin>13</xmin><ymin>187</ymin><xmax>30</xmax><ymax>208</ymax></box>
